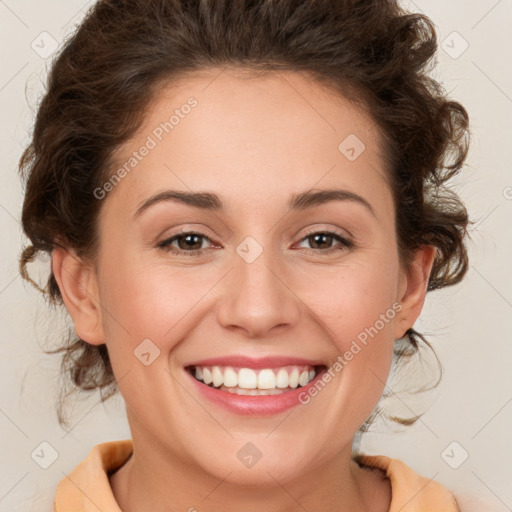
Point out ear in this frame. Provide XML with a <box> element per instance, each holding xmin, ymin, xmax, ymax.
<box><xmin>394</xmin><ymin>245</ymin><xmax>436</xmax><ymax>339</ymax></box>
<box><xmin>51</xmin><ymin>246</ymin><xmax>105</xmax><ymax>345</ymax></box>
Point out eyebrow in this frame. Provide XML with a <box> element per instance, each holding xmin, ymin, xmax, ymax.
<box><xmin>133</xmin><ymin>188</ymin><xmax>376</xmax><ymax>218</ymax></box>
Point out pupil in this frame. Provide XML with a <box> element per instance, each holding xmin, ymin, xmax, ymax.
<box><xmin>311</xmin><ymin>233</ymin><xmax>331</xmax><ymax>249</ymax></box>
<box><xmin>180</xmin><ymin>234</ymin><xmax>201</xmax><ymax>250</ymax></box>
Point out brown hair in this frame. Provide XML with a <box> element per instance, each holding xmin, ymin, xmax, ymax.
<box><xmin>18</xmin><ymin>0</ymin><xmax>471</xmax><ymax>429</ymax></box>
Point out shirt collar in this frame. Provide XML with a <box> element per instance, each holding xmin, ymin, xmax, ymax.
<box><xmin>55</xmin><ymin>439</ymin><xmax>459</xmax><ymax>512</ymax></box>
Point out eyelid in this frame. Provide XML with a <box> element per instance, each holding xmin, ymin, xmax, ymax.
<box><xmin>298</xmin><ymin>225</ymin><xmax>352</xmax><ymax>242</ymax></box>
<box><xmin>156</xmin><ymin>225</ymin><xmax>217</xmax><ymax>244</ymax></box>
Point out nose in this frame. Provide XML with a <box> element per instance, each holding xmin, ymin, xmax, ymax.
<box><xmin>216</xmin><ymin>245</ymin><xmax>301</xmax><ymax>339</ymax></box>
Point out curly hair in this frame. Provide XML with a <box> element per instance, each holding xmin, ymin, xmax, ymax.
<box><xmin>18</xmin><ymin>0</ymin><xmax>471</xmax><ymax>429</ymax></box>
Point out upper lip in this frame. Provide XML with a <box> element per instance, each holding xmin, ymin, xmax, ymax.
<box><xmin>185</xmin><ymin>355</ymin><xmax>325</xmax><ymax>369</ymax></box>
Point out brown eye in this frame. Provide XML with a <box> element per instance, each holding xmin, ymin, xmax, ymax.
<box><xmin>158</xmin><ymin>232</ymin><xmax>212</xmax><ymax>255</ymax></box>
<box><xmin>175</xmin><ymin>233</ymin><xmax>204</xmax><ymax>250</ymax></box>
<box><xmin>308</xmin><ymin>233</ymin><xmax>335</xmax><ymax>250</ymax></box>
<box><xmin>296</xmin><ymin>230</ymin><xmax>354</xmax><ymax>254</ymax></box>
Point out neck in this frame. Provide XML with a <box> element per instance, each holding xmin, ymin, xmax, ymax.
<box><xmin>109</xmin><ymin>437</ymin><xmax>391</xmax><ymax>512</ymax></box>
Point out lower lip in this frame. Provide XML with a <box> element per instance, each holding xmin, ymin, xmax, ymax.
<box><xmin>185</xmin><ymin>367</ymin><xmax>326</xmax><ymax>415</ymax></box>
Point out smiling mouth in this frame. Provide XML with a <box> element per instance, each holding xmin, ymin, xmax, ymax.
<box><xmin>186</xmin><ymin>364</ymin><xmax>326</xmax><ymax>396</ymax></box>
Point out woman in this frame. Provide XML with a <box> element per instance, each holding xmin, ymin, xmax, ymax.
<box><xmin>19</xmin><ymin>0</ymin><xmax>470</xmax><ymax>510</ymax></box>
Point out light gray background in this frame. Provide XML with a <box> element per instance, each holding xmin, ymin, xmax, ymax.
<box><xmin>1</xmin><ymin>1</ymin><xmax>510</xmax><ymax>511</ymax></box>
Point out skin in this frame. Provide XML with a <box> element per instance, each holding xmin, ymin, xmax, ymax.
<box><xmin>52</xmin><ymin>67</ymin><xmax>435</xmax><ymax>512</ymax></box>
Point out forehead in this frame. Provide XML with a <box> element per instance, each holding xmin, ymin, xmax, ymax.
<box><xmin>103</xmin><ymin>68</ymin><xmax>392</xmax><ymax>220</ymax></box>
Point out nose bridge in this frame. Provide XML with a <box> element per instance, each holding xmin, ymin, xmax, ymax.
<box><xmin>216</xmin><ymin>236</ymin><xmax>300</xmax><ymax>337</ymax></box>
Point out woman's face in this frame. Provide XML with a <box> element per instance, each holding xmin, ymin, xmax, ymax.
<box><xmin>58</xmin><ymin>68</ymin><xmax>432</xmax><ymax>484</ymax></box>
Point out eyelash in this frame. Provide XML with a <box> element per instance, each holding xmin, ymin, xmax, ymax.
<box><xmin>157</xmin><ymin>229</ymin><xmax>355</xmax><ymax>257</ymax></box>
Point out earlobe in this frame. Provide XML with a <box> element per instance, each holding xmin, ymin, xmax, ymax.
<box><xmin>395</xmin><ymin>245</ymin><xmax>436</xmax><ymax>339</ymax></box>
<box><xmin>51</xmin><ymin>246</ymin><xmax>105</xmax><ymax>346</ymax></box>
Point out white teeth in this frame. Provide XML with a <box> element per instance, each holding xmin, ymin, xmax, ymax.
<box><xmin>238</xmin><ymin>368</ymin><xmax>258</xmax><ymax>389</ymax></box>
<box><xmin>202</xmin><ymin>367</ymin><xmax>213</xmax><ymax>385</ymax></box>
<box><xmin>276</xmin><ymin>368</ymin><xmax>289</xmax><ymax>388</ymax></box>
<box><xmin>298</xmin><ymin>370</ymin><xmax>310</xmax><ymax>386</ymax></box>
<box><xmin>223</xmin><ymin>367</ymin><xmax>238</xmax><ymax>387</ymax></box>
<box><xmin>191</xmin><ymin>364</ymin><xmax>318</xmax><ymax>391</ymax></box>
<box><xmin>289</xmin><ymin>368</ymin><xmax>299</xmax><ymax>388</ymax></box>
<box><xmin>257</xmin><ymin>369</ymin><xmax>276</xmax><ymax>389</ymax></box>
<box><xmin>212</xmin><ymin>366</ymin><xmax>223</xmax><ymax>387</ymax></box>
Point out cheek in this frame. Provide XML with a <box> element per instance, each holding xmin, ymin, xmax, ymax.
<box><xmin>96</xmin><ymin>256</ymin><xmax>216</xmax><ymax>400</ymax></box>
<box><xmin>98</xmin><ymin>252</ymin><xmax>217</xmax><ymax>348</ymax></box>
<box><xmin>307</xmin><ymin>260</ymin><xmax>399</xmax><ymax>339</ymax></box>
<box><xmin>303</xmin><ymin>258</ymin><xmax>399</xmax><ymax>386</ymax></box>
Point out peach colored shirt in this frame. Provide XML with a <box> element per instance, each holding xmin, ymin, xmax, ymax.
<box><xmin>54</xmin><ymin>439</ymin><xmax>460</xmax><ymax>511</ymax></box>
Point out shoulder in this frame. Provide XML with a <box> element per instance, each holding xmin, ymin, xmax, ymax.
<box><xmin>54</xmin><ymin>439</ymin><xmax>133</xmax><ymax>512</ymax></box>
<box><xmin>355</xmin><ymin>453</ymin><xmax>461</xmax><ymax>512</ymax></box>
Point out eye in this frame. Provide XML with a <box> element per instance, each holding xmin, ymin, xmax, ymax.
<box><xmin>157</xmin><ymin>228</ymin><xmax>355</xmax><ymax>257</ymax></box>
<box><xmin>295</xmin><ymin>230</ymin><xmax>354</xmax><ymax>254</ymax></box>
<box><xmin>158</xmin><ymin>231</ymin><xmax>213</xmax><ymax>256</ymax></box>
